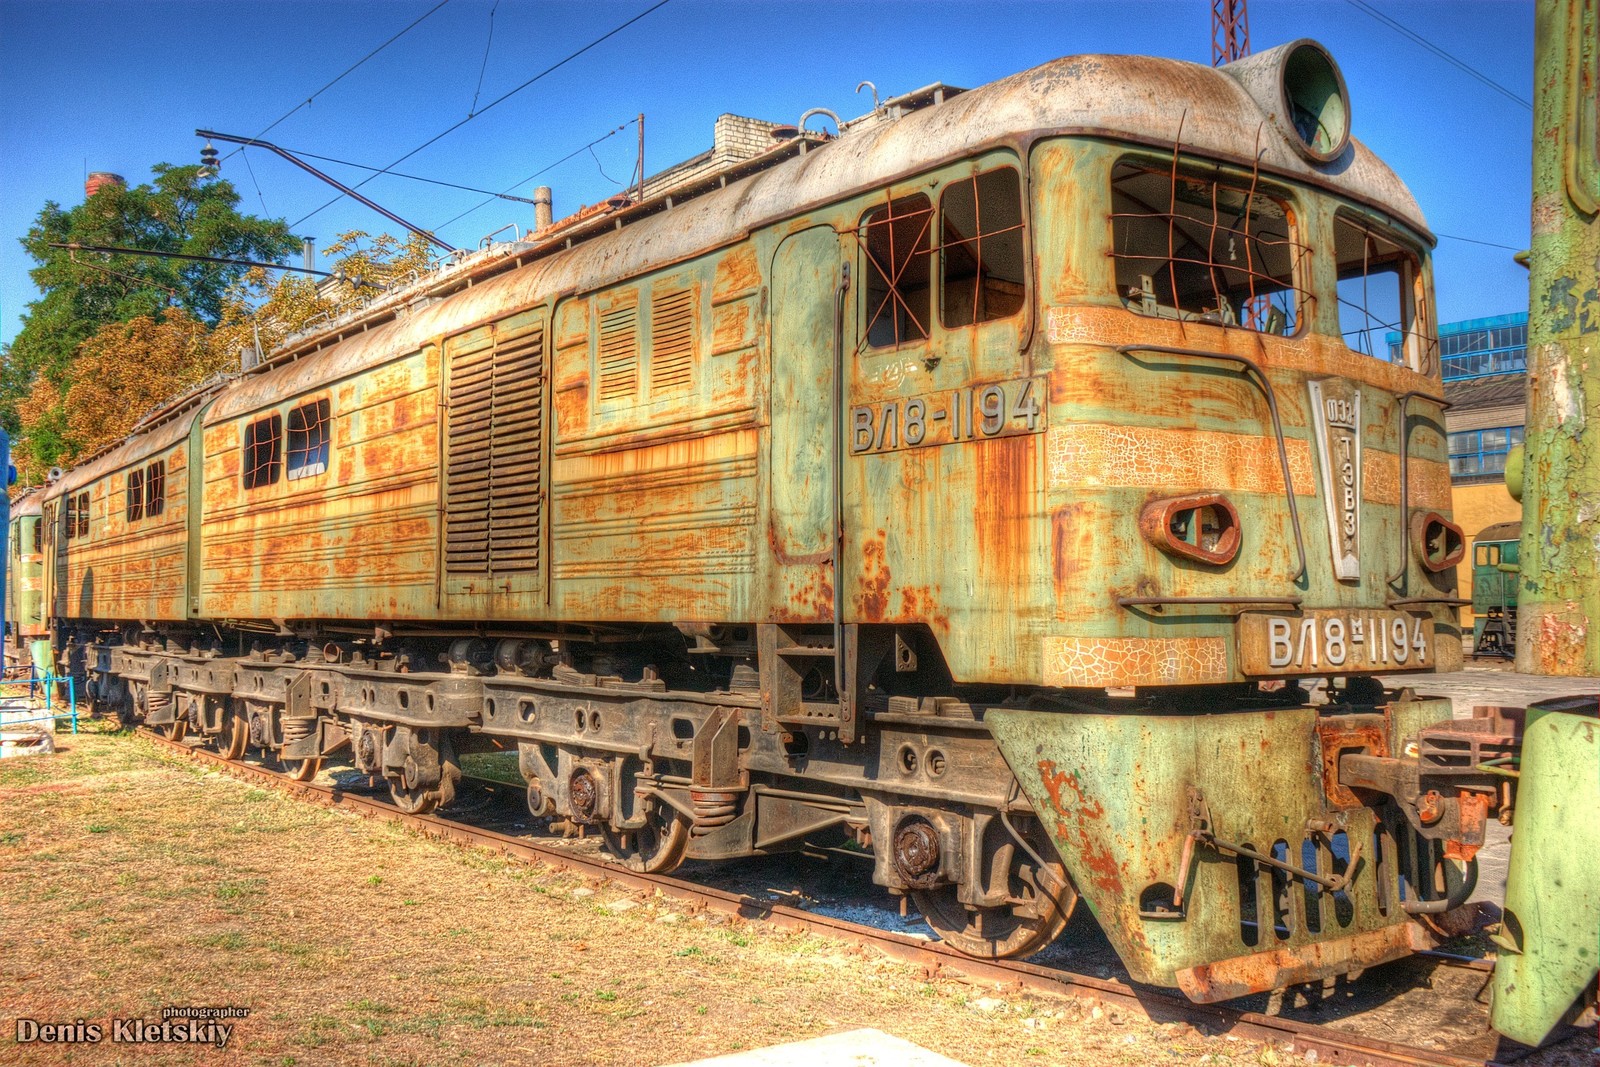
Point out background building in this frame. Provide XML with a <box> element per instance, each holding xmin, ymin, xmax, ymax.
<box><xmin>1434</xmin><ymin>312</ymin><xmax>1527</xmax><ymax>619</ymax></box>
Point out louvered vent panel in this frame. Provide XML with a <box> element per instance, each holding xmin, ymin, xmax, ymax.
<box><xmin>488</xmin><ymin>328</ymin><xmax>543</xmax><ymax>572</ymax></box>
<box><xmin>445</xmin><ymin>338</ymin><xmax>496</xmax><ymax>573</ymax></box>
<box><xmin>649</xmin><ymin>289</ymin><xmax>695</xmax><ymax>397</ymax></box>
<box><xmin>598</xmin><ymin>304</ymin><xmax>639</xmax><ymax>403</ymax></box>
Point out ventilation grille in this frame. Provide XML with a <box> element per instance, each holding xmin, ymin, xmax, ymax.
<box><xmin>445</xmin><ymin>325</ymin><xmax>544</xmax><ymax>575</ymax></box>
<box><xmin>488</xmin><ymin>329</ymin><xmax>543</xmax><ymax>572</ymax></box>
<box><xmin>597</xmin><ymin>304</ymin><xmax>639</xmax><ymax>403</ymax></box>
<box><xmin>649</xmin><ymin>289</ymin><xmax>695</xmax><ymax>396</ymax></box>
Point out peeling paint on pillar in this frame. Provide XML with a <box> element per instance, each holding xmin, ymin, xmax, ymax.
<box><xmin>1517</xmin><ymin>0</ymin><xmax>1600</xmax><ymax>677</ymax></box>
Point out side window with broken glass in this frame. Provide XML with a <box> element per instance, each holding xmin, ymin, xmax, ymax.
<box><xmin>1110</xmin><ymin>161</ymin><xmax>1306</xmax><ymax>334</ymax></box>
<box><xmin>861</xmin><ymin>194</ymin><xmax>935</xmax><ymax>349</ymax></box>
<box><xmin>1334</xmin><ymin>213</ymin><xmax>1436</xmax><ymax>373</ymax></box>
<box><xmin>941</xmin><ymin>167</ymin><xmax>1025</xmax><ymax>328</ymax></box>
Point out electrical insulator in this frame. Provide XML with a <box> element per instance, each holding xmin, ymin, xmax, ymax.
<box><xmin>199</xmin><ymin>142</ymin><xmax>219</xmax><ymax>179</ymax></box>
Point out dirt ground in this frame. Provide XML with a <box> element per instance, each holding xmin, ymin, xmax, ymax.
<box><xmin>0</xmin><ymin>725</ymin><xmax>1272</xmax><ymax>1067</ymax></box>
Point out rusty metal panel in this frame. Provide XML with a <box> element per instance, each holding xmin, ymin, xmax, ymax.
<box><xmin>548</xmin><ymin>249</ymin><xmax>762</xmax><ymax>623</ymax></box>
<box><xmin>550</xmin><ymin>429</ymin><xmax>760</xmax><ymax>619</ymax></box>
<box><xmin>199</xmin><ymin>347</ymin><xmax>440</xmax><ymax>622</ymax></box>
<box><xmin>767</xmin><ymin>225</ymin><xmax>839</xmax><ymax>621</ymax></box>
<box><xmin>50</xmin><ymin>447</ymin><xmax>189</xmax><ymax>623</ymax></box>
<box><xmin>987</xmin><ymin>698</ymin><xmax>1444</xmax><ymax>993</ymax></box>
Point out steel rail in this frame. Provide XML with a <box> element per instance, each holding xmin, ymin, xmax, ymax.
<box><xmin>137</xmin><ymin>729</ymin><xmax>1521</xmax><ymax>1067</ymax></box>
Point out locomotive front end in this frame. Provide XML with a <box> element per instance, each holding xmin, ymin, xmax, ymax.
<box><xmin>972</xmin><ymin>41</ymin><xmax>1517</xmax><ymax>998</ymax></box>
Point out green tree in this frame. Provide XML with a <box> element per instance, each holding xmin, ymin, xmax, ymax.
<box><xmin>1</xmin><ymin>163</ymin><xmax>298</xmax><ymax>471</ymax></box>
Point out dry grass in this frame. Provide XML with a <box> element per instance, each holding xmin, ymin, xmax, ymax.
<box><xmin>0</xmin><ymin>726</ymin><xmax>1258</xmax><ymax>1066</ymax></box>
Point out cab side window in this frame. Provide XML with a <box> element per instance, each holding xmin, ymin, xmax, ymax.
<box><xmin>862</xmin><ymin>194</ymin><xmax>934</xmax><ymax>348</ymax></box>
<box><xmin>1334</xmin><ymin>213</ymin><xmax>1435</xmax><ymax>372</ymax></box>
<box><xmin>941</xmin><ymin>167</ymin><xmax>1025</xmax><ymax>328</ymax></box>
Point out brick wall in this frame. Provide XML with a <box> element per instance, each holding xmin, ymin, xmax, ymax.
<box><xmin>642</xmin><ymin>114</ymin><xmax>783</xmax><ymax>199</ymax></box>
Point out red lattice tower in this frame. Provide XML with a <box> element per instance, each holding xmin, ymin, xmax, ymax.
<box><xmin>1212</xmin><ymin>0</ymin><xmax>1250</xmax><ymax>66</ymax></box>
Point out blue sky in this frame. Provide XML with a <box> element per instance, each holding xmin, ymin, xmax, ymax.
<box><xmin>0</xmin><ymin>0</ymin><xmax>1535</xmax><ymax>349</ymax></box>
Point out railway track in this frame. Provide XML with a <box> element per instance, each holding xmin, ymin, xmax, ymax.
<box><xmin>135</xmin><ymin>727</ymin><xmax>1573</xmax><ymax>1067</ymax></box>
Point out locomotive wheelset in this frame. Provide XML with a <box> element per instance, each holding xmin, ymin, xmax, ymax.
<box><xmin>7</xmin><ymin>41</ymin><xmax>1542</xmax><ymax>1004</ymax></box>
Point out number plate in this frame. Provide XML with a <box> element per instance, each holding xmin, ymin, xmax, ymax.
<box><xmin>850</xmin><ymin>376</ymin><xmax>1046</xmax><ymax>455</ymax></box>
<box><xmin>1238</xmin><ymin>610</ymin><xmax>1435</xmax><ymax>675</ymax></box>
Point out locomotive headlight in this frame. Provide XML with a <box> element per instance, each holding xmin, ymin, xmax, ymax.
<box><xmin>1139</xmin><ymin>493</ymin><xmax>1241</xmax><ymax>566</ymax></box>
<box><xmin>1410</xmin><ymin>512</ymin><xmax>1466</xmax><ymax>573</ymax></box>
<box><xmin>1222</xmin><ymin>38</ymin><xmax>1352</xmax><ymax>164</ymax></box>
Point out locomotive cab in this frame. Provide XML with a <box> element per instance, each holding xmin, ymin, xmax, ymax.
<box><xmin>831</xmin><ymin>40</ymin><xmax>1500</xmax><ymax>996</ymax></box>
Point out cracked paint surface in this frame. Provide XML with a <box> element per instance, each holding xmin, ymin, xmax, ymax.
<box><xmin>1046</xmin><ymin>424</ymin><xmax>1314</xmax><ymax>495</ymax></box>
<box><xmin>1042</xmin><ymin>635</ymin><xmax>1229</xmax><ymax>687</ymax></box>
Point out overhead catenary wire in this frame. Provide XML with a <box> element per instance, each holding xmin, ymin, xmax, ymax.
<box><xmin>589</xmin><ymin>143</ymin><xmax>628</xmax><ymax>188</ymax></box>
<box><xmin>239</xmin><ymin>149</ymin><xmax>270</xmax><ymax>215</ymax></box>
<box><xmin>290</xmin><ymin>0</ymin><xmax>674</xmax><ymax>230</ymax></box>
<box><xmin>469</xmin><ymin>0</ymin><xmax>500</xmax><ymax>117</ymax></box>
<box><xmin>1435</xmin><ymin>232</ymin><xmax>1524</xmax><ymax>252</ymax></box>
<box><xmin>221</xmin><ymin>0</ymin><xmax>455</xmax><ymax>165</ymax></box>
<box><xmin>431</xmin><ymin>121</ymin><xmax>632</xmax><ymax>235</ymax></box>
<box><xmin>1344</xmin><ymin>0</ymin><xmax>1531</xmax><ymax>111</ymax></box>
<box><xmin>264</xmin><ymin>145</ymin><xmax>540</xmax><ymax>203</ymax></box>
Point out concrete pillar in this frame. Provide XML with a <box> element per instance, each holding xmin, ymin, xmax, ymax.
<box><xmin>1516</xmin><ymin>0</ymin><xmax>1600</xmax><ymax>675</ymax></box>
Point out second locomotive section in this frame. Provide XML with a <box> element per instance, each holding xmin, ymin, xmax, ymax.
<box><xmin>52</xmin><ymin>42</ymin><xmax>1504</xmax><ymax>1002</ymax></box>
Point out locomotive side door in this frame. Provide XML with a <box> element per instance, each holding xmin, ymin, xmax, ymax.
<box><xmin>765</xmin><ymin>225</ymin><xmax>865</xmax><ymax>738</ymax></box>
<box><xmin>767</xmin><ymin>226</ymin><xmax>844</xmax><ymax>615</ymax></box>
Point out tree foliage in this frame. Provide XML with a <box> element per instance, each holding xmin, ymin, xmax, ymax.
<box><xmin>57</xmin><ymin>310</ymin><xmax>231</xmax><ymax>462</ymax></box>
<box><xmin>5</xmin><ymin>210</ymin><xmax>434</xmax><ymax>483</ymax></box>
<box><xmin>2</xmin><ymin>163</ymin><xmax>298</xmax><ymax>474</ymax></box>
<box><xmin>210</xmin><ymin>230</ymin><xmax>434</xmax><ymax>361</ymax></box>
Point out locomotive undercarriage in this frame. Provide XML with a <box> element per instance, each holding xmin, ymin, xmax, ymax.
<box><xmin>71</xmin><ymin>620</ymin><xmax>1509</xmax><ymax>999</ymax></box>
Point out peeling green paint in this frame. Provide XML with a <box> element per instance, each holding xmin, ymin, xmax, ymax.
<box><xmin>1516</xmin><ymin>0</ymin><xmax>1600</xmax><ymax>676</ymax></box>
<box><xmin>987</xmin><ymin>695</ymin><xmax>1447</xmax><ymax>995</ymax></box>
<box><xmin>1489</xmin><ymin>703</ymin><xmax>1600</xmax><ymax>1045</ymax></box>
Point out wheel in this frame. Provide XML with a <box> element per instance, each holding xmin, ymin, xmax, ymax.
<box><xmin>116</xmin><ymin>683</ymin><xmax>137</xmax><ymax>727</ymax></box>
<box><xmin>278</xmin><ymin>754</ymin><xmax>322</xmax><ymax>782</ymax></box>
<box><xmin>217</xmin><ymin>706</ymin><xmax>248</xmax><ymax>760</ymax></box>
<box><xmin>386</xmin><ymin>728</ymin><xmax>459</xmax><ymax>815</ymax></box>
<box><xmin>911</xmin><ymin>814</ymin><xmax>1077</xmax><ymax>960</ymax></box>
<box><xmin>159</xmin><ymin>719</ymin><xmax>187</xmax><ymax>742</ymax></box>
<box><xmin>601</xmin><ymin>797</ymin><xmax>691</xmax><ymax>874</ymax></box>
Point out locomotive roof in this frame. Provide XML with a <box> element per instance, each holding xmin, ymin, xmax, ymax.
<box><xmin>209</xmin><ymin>49</ymin><xmax>1427</xmax><ymax>425</ymax></box>
<box><xmin>9</xmin><ymin>488</ymin><xmax>42</xmax><ymax>517</ymax></box>
<box><xmin>50</xmin><ymin>47</ymin><xmax>1430</xmax><ymax>450</ymax></box>
<box><xmin>1475</xmin><ymin>521</ymin><xmax>1522</xmax><ymax>543</ymax></box>
<box><xmin>48</xmin><ymin>401</ymin><xmax>201</xmax><ymax>498</ymax></box>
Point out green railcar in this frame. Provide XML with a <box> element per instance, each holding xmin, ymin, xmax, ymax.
<box><xmin>1470</xmin><ymin>520</ymin><xmax>1519</xmax><ymax>658</ymax></box>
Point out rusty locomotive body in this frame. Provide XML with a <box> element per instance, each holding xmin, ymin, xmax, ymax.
<box><xmin>37</xmin><ymin>41</ymin><xmax>1518</xmax><ymax>1000</ymax></box>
